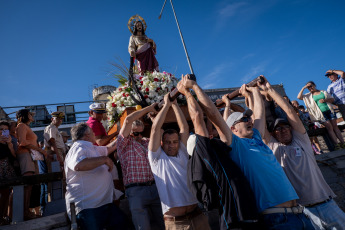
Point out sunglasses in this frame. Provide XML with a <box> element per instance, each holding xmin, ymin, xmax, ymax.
<box><xmin>233</xmin><ymin>116</ymin><xmax>252</xmax><ymax>126</ymax></box>
<box><xmin>132</xmin><ymin>131</ymin><xmax>144</xmax><ymax>136</ymax></box>
<box><xmin>274</xmin><ymin>125</ymin><xmax>291</xmax><ymax>132</ymax></box>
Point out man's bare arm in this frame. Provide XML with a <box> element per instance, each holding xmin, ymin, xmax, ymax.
<box><xmin>222</xmin><ymin>95</ymin><xmax>231</xmax><ymax>121</ymax></box>
<box><xmin>95</xmin><ymin>131</ymin><xmax>118</xmax><ymax>146</ymax></box>
<box><xmin>75</xmin><ymin>156</ymin><xmax>113</xmax><ymax>172</ymax></box>
<box><xmin>259</xmin><ymin>77</ymin><xmax>305</xmax><ymax>134</ymax></box>
<box><xmin>171</xmin><ymin>97</ymin><xmax>189</xmax><ymax>146</ymax></box>
<box><xmin>180</xmin><ymin>75</ymin><xmax>232</xmax><ymax>145</ymax></box>
<box><xmin>149</xmin><ymin>94</ymin><xmax>172</xmax><ymax>152</ymax></box>
<box><xmin>119</xmin><ymin>103</ymin><xmax>157</xmax><ymax>138</ymax></box>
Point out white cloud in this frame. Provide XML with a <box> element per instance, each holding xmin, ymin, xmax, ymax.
<box><xmin>218</xmin><ymin>2</ymin><xmax>248</xmax><ymax>18</ymax></box>
<box><xmin>200</xmin><ymin>63</ymin><xmax>229</xmax><ymax>89</ymax></box>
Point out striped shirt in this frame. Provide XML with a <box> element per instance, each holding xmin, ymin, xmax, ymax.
<box><xmin>327</xmin><ymin>77</ymin><xmax>345</xmax><ymax>105</ymax></box>
<box><xmin>117</xmin><ymin>134</ymin><xmax>154</xmax><ymax>186</ymax></box>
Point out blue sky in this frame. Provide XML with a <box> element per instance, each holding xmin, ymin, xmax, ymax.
<box><xmin>1</xmin><ymin>0</ymin><xmax>345</xmax><ymax>110</ymax></box>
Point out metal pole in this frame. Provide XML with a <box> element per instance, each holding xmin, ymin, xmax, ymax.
<box><xmin>158</xmin><ymin>0</ymin><xmax>167</xmax><ymax>19</ymax></box>
<box><xmin>169</xmin><ymin>0</ymin><xmax>194</xmax><ymax>75</ymax></box>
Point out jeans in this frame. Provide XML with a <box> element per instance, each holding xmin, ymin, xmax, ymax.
<box><xmin>304</xmin><ymin>199</ymin><xmax>345</xmax><ymax>230</ymax></box>
<box><xmin>260</xmin><ymin>212</ymin><xmax>315</xmax><ymax>229</ymax></box>
<box><xmin>76</xmin><ymin>203</ymin><xmax>127</xmax><ymax>230</ymax></box>
<box><xmin>38</xmin><ymin>160</ymin><xmax>48</xmax><ymax>212</ymax></box>
<box><xmin>125</xmin><ymin>184</ymin><xmax>164</xmax><ymax>230</ymax></box>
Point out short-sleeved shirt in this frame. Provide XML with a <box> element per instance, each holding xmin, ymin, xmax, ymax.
<box><xmin>148</xmin><ymin>142</ymin><xmax>198</xmax><ymax>214</ymax></box>
<box><xmin>64</xmin><ymin>140</ymin><xmax>113</xmax><ymax>217</ymax></box>
<box><xmin>327</xmin><ymin>77</ymin><xmax>345</xmax><ymax>105</ymax></box>
<box><xmin>267</xmin><ymin>130</ymin><xmax>335</xmax><ymax>206</ymax></box>
<box><xmin>44</xmin><ymin>123</ymin><xmax>65</xmax><ymax>150</ymax></box>
<box><xmin>117</xmin><ymin>134</ymin><xmax>154</xmax><ymax>186</ymax></box>
<box><xmin>86</xmin><ymin>117</ymin><xmax>107</xmax><ymax>137</ymax></box>
<box><xmin>229</xmin><ymin>129</ymin><xmax>298</xmax><ymax>213</ymax></box>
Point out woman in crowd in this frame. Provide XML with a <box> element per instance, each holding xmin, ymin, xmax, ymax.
<box><xmin>0</xmin><ymin>121</ymin><xmax>17</xmax><ymax>225</ymax></box>
<box><xmin>297</xmin><ymin>81</ymin><xmax>344</xmax><ymax>150</ymax></box>
<box><xmin>16</xmin><ymin>109</ymin><xmax>48</xmax><ymax>219</ymax></box>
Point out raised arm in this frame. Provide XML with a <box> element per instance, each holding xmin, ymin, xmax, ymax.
<box><xmin>119</xmin><ymin>103</ymin><xmax>157</xmax><ymax>138</ymax></box>
<box><xmin>171</xmin><ymin>98</ymin><xmax>189</xmax><ymax>146</ymax></box>
<box><xmin>177</xmin><ymin>77</ymin><xmax>208</xmax><ymax>138</ymax></box>
<box><xmin>149</xmin><ymin>93</ymin><xmax>172</xmax><ymax>152</ymax></box>
<box><xmin>259</xmin><ymin>77</ymin><xmax>305</xmax><ymax>134</ymax></box>
<box><xmin>222</xmin><ymin>95</ymin><xmax>232</xmax><ymax>121</ymax></box>
<box><xmin>180</xmin><ymin>75</ymin><xmax>232</xmax><ymax>145</ymax></box>
<box><xmin>326</xmin><ymin>69</ymin><xmax>345</xmax><ymax>79</ymax></box>
<box><xmin>297</xmin><ymin>84</ymin><xmax>308</xmax><ymax>100</ymax></box>
<box><xmin>243</xmin><ymin>85</ymin><xmax>265</xmax><ymax>137</ymax></box>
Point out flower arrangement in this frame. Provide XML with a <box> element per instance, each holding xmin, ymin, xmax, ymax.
<box><xmin>106</xmin><ymin>71</ymin><xmax>183</xmax><ymax>126</ymax></box>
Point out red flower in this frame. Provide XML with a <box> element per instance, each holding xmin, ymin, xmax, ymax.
<box><xmin>124</xmin><ymin>87</ymin><xmax>127</xmax><ymax>90</ymax></box>
<box><xmin>126</xmin><ymin>94</ymin><xmax>129</xmax><ymax>97</ymax></box>
<box><xmin>123</xmin><ymin>93</ymin><xmax>126</xmax><ymax>97</ymax></box>
<box><xmin>139</xmin><ymin>77</ymin><xmax>143</xmax><ymax>80</ymax></box>
<box><xmin>138</xmin><ymin>87</ymin><xmax>141</xmax><ymax>90</ymax></box>
<box><xmin>140</xmin><ymin>81</ymin><xmax>143</xmax><ymax>85</ymax></box>
<box><xmin>121</xmin><ymin>104</ymin><xmax>124</xmax><ymax>107</ymax></box>
<box><xmin>144</xmin><ymin>95</ymin><xmax>148</xmax><ymax>99</ymax></box>
<box><xmin>156</xmin><ymin>87</ymin><xmax>161</xmax><ymax>92</ymax></box>
<box><xmin>119</xmin><ymin>88</ymin><xmax>122</xmax><ymax>92</ymax></box>
<box><xmin>154</xmin><ymin>78</ymin><xmax>159</xmax><ymax>82</ymax></box>
<box><xmin>145</xmin><ymin>88</ymin><xmax>149</xmax><ymax>92</ymax></box>
<box><xmin>112</xmin><ymin>103</ymin><xmax>116</xmax><ymax>107</ymax></box>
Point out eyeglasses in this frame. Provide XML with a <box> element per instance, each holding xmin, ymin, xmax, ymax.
<box><xmin>132</xmin><ymin>131</ymin><xmax>144</xmax><ymax>136</ymax></box>
<box><xmin>233</xmin><ymin>116</ymin><xmax>252</xmax><ymax>126</ymax></box>
<box><xmin>274</xmin><ymin>125</ymin><xmax>291</xmax><ymax>132</ymax></box>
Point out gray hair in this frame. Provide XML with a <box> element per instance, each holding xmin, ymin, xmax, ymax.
<box><xmin>132</xmin><ymin>120</ymin><xmax>144</xmax><ymax>129</ymax></box>
<box><xmin>71</xmin><ymin>123</ymin><xmax>90</xmax><ymax>142</ymax></box>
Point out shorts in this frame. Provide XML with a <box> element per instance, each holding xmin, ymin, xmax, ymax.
<box><xmin>17</xmin><ymin>152</ymin><xmax>36</xmax><ymax>175</ymax></box>
<box><xmin>322</xmin><ymin>110</ymin><xmax>336</xmax><ymax>121</ymax></box>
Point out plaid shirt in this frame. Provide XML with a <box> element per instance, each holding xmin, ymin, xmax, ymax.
<box><xmin>117</xmin><ymin>134</ymin><xmax>154</xmax><ymax>186</ymax></box>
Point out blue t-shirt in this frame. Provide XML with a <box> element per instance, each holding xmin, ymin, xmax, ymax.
<box><xmin>229</xmin><ymin>129</ymin><xmax>298</xmax><ymax>212</ymax></box>
<box><xmin>327</xmin><ymin>77</ymin><xmax>345</xmax><ymax>105</ymax></box>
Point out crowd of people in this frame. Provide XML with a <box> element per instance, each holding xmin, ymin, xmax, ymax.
<box><xmin>1</xmin><ymin>69</ymin><xmax>345</xmax><ymax>229</ymax></box>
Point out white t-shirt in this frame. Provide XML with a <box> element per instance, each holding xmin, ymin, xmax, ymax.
<box><xmin>148</xmin><ymin>142</ymin><xmax>198</xmax><ymax>214</ymax></box>
<box><xmin>64</xmin><ymin>140</ymin><xmax>113</xmax><ymax>217</ymax></box>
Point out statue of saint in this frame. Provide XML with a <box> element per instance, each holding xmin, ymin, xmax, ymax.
<box><xmin>128</xmin><ymin>15</ymin><xmax>159</xmax><ymax>74</ymax></box>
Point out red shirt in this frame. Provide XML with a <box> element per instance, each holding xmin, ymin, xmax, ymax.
<box><xmin>86</xmin><ymin>117</ymin><xmax>107</xmax><ymax>137</ymax></box>
<box><xmin>117</xmin><ymin>134</ymin><xmax>154</xmax><ymax>186</ymax></box>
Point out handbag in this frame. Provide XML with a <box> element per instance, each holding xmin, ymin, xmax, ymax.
<box><xmin>30</xmin><ymin>149</ymin><xmax>44</xmax><ymax>161</ymax></box>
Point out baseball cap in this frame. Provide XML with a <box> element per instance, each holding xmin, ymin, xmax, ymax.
<box><xmin>272</xmin><ymin>118</ymin><xmax>290</xmax><ymax>131</ymax></box>
<box><xmin>226</xmin><ymin>109</ymin><xmax>253</xmax><ymax>127</ymax></box>
<box><xmin>325</xmin><ymin>71</ymin><xmax>337</xmax><ymax>77</ymax></box>
<box><xmin>89</xmin><ymin>103</ymin><xmax>106</xmax><ymax>113</ymax></box>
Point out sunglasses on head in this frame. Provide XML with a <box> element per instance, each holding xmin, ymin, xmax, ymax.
<box><xmin>132</xmin><ymin>131</ymin><xmax>144</xmax><ymax>136</ymax></box>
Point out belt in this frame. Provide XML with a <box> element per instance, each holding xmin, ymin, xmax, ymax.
<box><xmin>164</xmin><ymin>208</ymin><xmax>202</xmax><ymax>222</ymax></box>
<box><xmin>261</xmin><ymin>206</ymin><xmax>304</xmax><ymax>215</ymax></box>
<box><xmin>305</xmin><ymin>197</ymin><xmax>332</xmax><ymax>207</ymax></box>
<box><xmin>125</xmin><ymin>181</ymin><xmax>155</xmax><ymax>189</ymax></box>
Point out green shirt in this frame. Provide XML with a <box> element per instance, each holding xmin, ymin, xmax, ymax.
<box><xmin>313</xmin><ymin>92</ymin><xmax>329</xmax><ymax>112</ymax></box>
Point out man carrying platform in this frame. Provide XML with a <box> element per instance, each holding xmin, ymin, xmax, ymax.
<box><xmin>259</xmin><ymin>76</ymin><xmax>345</xmax><ymax>229</ymax></box>
<box><xmin>148</xmin><ymin>91</ymin><xmax>211</xmax><ymax>230</ymax></box>
<box><xmin>117</xmin><ymin>103</ymin><xmax>164</xmax><ymax>230</ymax></box>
